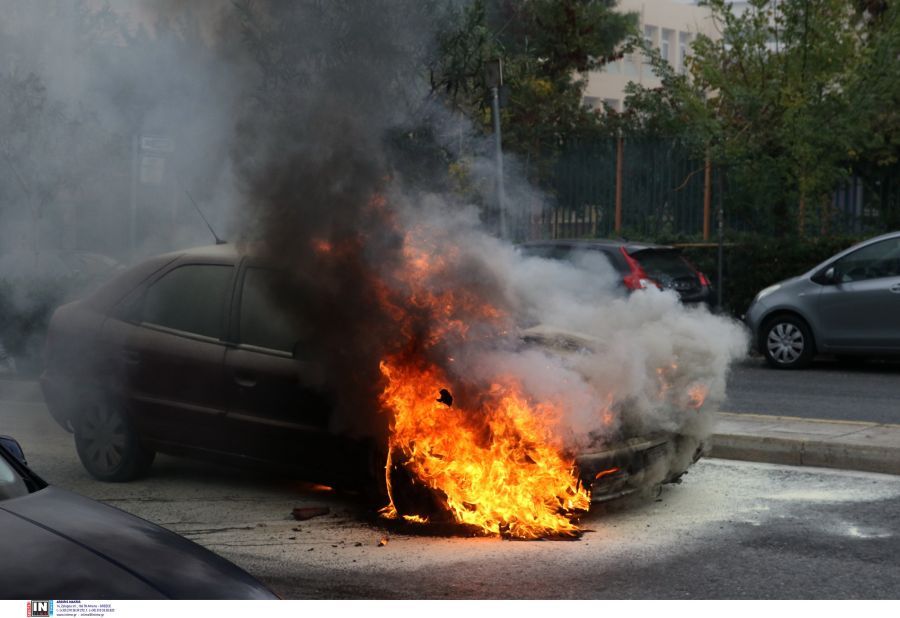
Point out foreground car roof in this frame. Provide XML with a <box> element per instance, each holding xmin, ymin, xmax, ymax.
<box><xmin>0</xmin><ymin>487</ymin><xmax>276</xmax><ymax>599</ymax></box>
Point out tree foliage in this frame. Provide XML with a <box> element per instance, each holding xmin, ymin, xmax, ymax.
<box><xmin>622</xmin><ymin>0</ymin><xmax>900</xmax><ymax>235</ymax></box>
<box><xmin>430</xmin><ymin>0</ymin><xmax>636</xmax><ymax>181</ymax></box>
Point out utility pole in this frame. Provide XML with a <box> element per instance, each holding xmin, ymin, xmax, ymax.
<box><xmin>717</xmin><ymin>168</ymin><xmax>725</xmax><ymax>312</ymax></box>
<box><xmin>486</xmin><ymin>59</ymin><xmax>507</xmax><ymax>240</ymax></box>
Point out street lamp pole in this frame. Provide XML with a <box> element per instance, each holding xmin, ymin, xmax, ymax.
<box><xmin>487</xmin><ymin>59</ymin><xmax>507</xmax><ymax>240</ymax></box>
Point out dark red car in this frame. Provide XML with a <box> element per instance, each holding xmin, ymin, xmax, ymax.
<box><xmin>41</xmin><ymin>244</ymin><xmax>374</xmax><ymax>487</ymax></box>
<box><xmin>42</xmin><ymin>244</ymin><xmax>703</xmax><ymax>501</ymax></box>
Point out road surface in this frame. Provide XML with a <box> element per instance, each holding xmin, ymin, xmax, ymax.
<box><xmin>726</xmin><ymin>357</ymin><xmax>900</xmax><ymax>424</ymax></box>
<box><xmin>2</xmin><ymin>397</ymin><xmax>898</xmax><ymax>599</ymax></box>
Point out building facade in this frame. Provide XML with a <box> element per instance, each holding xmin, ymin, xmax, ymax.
<box><xmin>583</xmin><ymin>0</ymin><xmax>717</xmax><ymax>112</ymax></box>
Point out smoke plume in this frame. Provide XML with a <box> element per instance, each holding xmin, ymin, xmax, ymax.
<box><xmin>0</xmin><ymin>1</ymin><xmax>748</xmax><ymax>495</ymax></box>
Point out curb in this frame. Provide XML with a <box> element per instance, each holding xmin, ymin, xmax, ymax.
<box><xmin>711</xmin><ymin>412</ymin><xmax>900</xmax><ymax>476</ymax></box>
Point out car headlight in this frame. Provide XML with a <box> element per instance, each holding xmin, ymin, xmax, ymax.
<box><xmin>754</xmin><ymin>283</ymin><xmax>781</xmax><ymax>303</ymax></box>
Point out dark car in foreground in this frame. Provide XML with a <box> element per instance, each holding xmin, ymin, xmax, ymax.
<box><xmin>41</xmin><ymin>244</ymin><xmax>704</xmax><ymax>499</ymax></box>
<box><xmin>745</xmin><ymin>231</ymin><xmax>900</xmax><ymax>369</ymax></box>
<box><xmin>519</xmin><ymin>239</ymin><xmax>713</xmax><ymax>305</ymax></box>
<box><xmin>0</xmin><ymin>435</ymin><xmax>276</xmax><ymax>599</ymax></box>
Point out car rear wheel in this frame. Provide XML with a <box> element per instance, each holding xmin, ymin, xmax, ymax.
<box><xmin>761</xmin><ymin>315</ymin><xmax>814</xmax><ymax>369</ymax></box>
<box><xmin>74</xmin><ymin>398</ymin><xmax>155</xmax><ymax>482</ymax></box>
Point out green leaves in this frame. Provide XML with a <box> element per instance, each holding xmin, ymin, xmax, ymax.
<box><xmin>625</xmin><ymin>0</ymin><xmax>899</xmax><ymax>235</ymax></box>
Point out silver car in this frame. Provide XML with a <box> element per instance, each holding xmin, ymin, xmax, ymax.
<box><xmin>745</xmin><ymin>231</ymin><xmax>900</xmax><ymax>369</ymax></box>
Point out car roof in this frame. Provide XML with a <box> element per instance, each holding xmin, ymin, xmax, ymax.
<box><xmin>518</xmin><ymin>238</ymin><xmax>674</xmax><ymax>254</ymax></box>
<box><xmin>160</xmin><ymin>242</ymin><xmax>241</xmax><ymax>261</ymax></box>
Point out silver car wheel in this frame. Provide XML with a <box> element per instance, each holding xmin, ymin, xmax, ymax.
<box><xmin>767</xmin><ymin>323</ymin><xmax>804</xmax><ymax>364</ymax></box>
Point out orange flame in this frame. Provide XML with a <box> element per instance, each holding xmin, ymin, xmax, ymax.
<box><xmin>594</xmin><ymin>467</ymin><xmax>621</xmax><ymax>480</ymax></box>
<box><xmin>686</xmin><ymin>384</ymin><xmax>709</xmax><ymax>409</ymax></box>
<box><xmin>379</xmin><ymin>357</ymin><xmax>590</xmax><ymax>539</ymax></box>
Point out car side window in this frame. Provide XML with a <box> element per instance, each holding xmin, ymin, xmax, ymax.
<box><xmin>833</xmin><ymin>239</ymin><xmax>900</xmax><ymax>283</ymax></box>
<box><xmin>141</xmin><ymin>264</ymin><xmax>233</xmax><ymax>339</ymax></box>
<box><xmin>239</xmin><ymin>268</ymin><xmax>306</xmax><ymax>353</ymax></box>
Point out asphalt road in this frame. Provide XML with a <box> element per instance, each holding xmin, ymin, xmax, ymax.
<box><xmin>725</xmin><ymin>357</ymin><xmax>900</xmax><ymax>424</ymax></box>
<box><xmin>2</xmin><ymin>397</ymin><xmax>899</xmax><ymax>599</ymax></box>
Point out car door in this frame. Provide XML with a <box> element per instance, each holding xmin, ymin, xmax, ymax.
<box><xmin>815</xmin><ymin>237</ymin><xmax>900</xmax><ymax>351</ymax></box>
<box><xmin>222</xmin><ymin>265</ymin><xmax>335</xmax><ymax>474</ymax></box>
<box><xmin>100</xmin><ymin>261</ymin><xmax>235</xmax><ymax>452</ymax></box>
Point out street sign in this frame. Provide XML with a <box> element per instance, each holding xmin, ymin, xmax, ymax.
<box><xmin>140</xmin><ymin>136</ymin><xmax>175</xmax><ymax>153</ymax></box>
<box><xmin>140</xmin><ymin>155</ymin><xmax>166</xmax><ymax>185</ymax></box>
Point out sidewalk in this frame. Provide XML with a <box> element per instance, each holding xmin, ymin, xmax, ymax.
<box><xmin>712</xmin><ymin>412</ymin><xmax>900</xmax><ymax>476</ymax></box>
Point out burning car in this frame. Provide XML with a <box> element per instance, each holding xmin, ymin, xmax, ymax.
<box><xmin>42</xmin><ymin>242</ymin><xmax>719</xmax><ymax>539</ymax></box>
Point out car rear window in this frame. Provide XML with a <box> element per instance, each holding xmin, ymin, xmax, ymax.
<box><xmin>142</xmin><ymin>264</ymin><xmax>233</xmax><ymax>339</ymax></box>
<box><xmin>630</xmin><ymin>250</ymin><xmax>696</xmax><ymax>280</ymax></box>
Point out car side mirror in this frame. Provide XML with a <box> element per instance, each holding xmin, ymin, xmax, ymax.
<box><xmin>0</xmin><ymin>435</ymin><xmax>27</xmax><ymax>466</ymax></box>
<box><xmin>813</xmin><ymin>266</ymin><xmax>837</xmax><ymax>285</ymax></box>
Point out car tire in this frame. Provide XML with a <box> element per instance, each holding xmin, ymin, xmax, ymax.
<box><xmin>74</xmin><ymin>397</ymin><xmax>155</xmax><ymax>482</ymax></box>
<box><xmin>761</xmin><ymin>315</ymin><xmax>814</xmax><ymax>369</ymax></box>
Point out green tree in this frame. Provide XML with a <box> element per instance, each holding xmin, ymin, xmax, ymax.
<box><xmin>430</xmin><ymin>0</ymin><xmax>636</xmax><ymax>182</ymax></box>
<box><xmin>623</xmin><ymin>0</ymin><xmax>898</xmax><ymax>235</ymax></box>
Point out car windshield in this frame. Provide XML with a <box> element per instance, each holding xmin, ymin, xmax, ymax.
<box><xmin>0</xmin><ymin>452</ymin><xmax>29</xmax><ymax>502</ymax></box>
<box><xmin>631</xmin><ymin>249</ymin><xmax>696</xmax><ymax>281</ymax></box>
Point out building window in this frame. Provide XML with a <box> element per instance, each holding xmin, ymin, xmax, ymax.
<box><xmin>623</xmin><ymin>54</ymin><xmax>638</xmax><ymax>77</ymax></box>
<box><xmin>603</xmin><ymin>98</ymin><xmax>620</xmax><ymax>113</ymax></box>
<box><xmin>583</xmin><ymin>96</ymin><xmax>600</xmax><ymax>110</ymax></box>
<box><xmin>644</xmin><ymin>25</ymin><xmax>658</xmax><ymax>49</ymax></box>
<box><xmin>679</xmin><ymin>32</ymin><xmax>691</xmax><ymax>73</ymax></box>
<box><xmin>661</xmin><ymin>29</ymin><xmax>674</xmax><ymax>64</ymax></box>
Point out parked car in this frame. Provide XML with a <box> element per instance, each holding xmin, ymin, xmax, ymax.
<box><xmin>41</xmin><ymin>244</ymin><xmax>704</xmax><ymax>499</ymax></box>
<box><xmin>744</xmin><ymin>231</ymin><xmax>900</xmax><ymax>369</ymax></box>
<box><xmin>0</xmin><ymin>434</ymin><xmax>276</xmax><ymax>599</ymax></box>
<box><xmin>518</xmin><ymin>239</ymin><xmax>714</xmax><ymax>305</ymax></box>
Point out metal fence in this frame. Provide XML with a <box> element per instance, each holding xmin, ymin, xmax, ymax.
<box><xmin>531</xmin><ymin>138</ymin><xmax>900</xmax><ymax>241</ymax></box>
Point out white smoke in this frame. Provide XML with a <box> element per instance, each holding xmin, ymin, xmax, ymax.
<box><xmin>389</xmin><ymin>194</ymin><xmax>748</xmax><ymax>476</ymax></box>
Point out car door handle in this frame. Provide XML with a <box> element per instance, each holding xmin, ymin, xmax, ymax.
<box><xmin>233</xmin><ymin>372</ymin><xmax>258</xmax><ymax>388</ymax></box>
<box><xmin>891</xmin><ymin>284</ymin><xmax>900</xmax><ymax>293</ymax></box>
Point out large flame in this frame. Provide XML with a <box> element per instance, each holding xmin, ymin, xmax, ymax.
<box><xmin>379</xmin><ymin>356</ymin><xmax>590</xmax><ymax>538</ymax></box>
<box><xmin>362</xmin><ymin>221</ymin><xmax>590</xmax><ymax>538</ymax></box>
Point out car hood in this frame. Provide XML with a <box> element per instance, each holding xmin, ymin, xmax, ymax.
<box><xmin>0</xmin><ymin>487</ymin><xmax>276</xmax><ymax>599</ymax></box>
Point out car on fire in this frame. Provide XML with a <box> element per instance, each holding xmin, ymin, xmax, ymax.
<box><xmin>0</xmin><ymin>434</ymin><xmax>276</xmax><ymax>599</ymax></box>
<box><xmin>40</xmin><ymin>244</ymin><xmax>704</xmax><ymax>503</ymax></box>
<box><xmin>518</xmin><ymin>239</ymin><xmax>714</xmax><ymax>306</ymax></box>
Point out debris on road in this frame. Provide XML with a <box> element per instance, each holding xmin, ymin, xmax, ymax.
<box><xmin>377</xmin><ymin>537</ymin><xmax>389</xmax><ymax>547</ymax></box>
<box><xmin>292</xmin><ymin>506</ymin><xmax>330</xmax><ymax>521</ymax></box>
